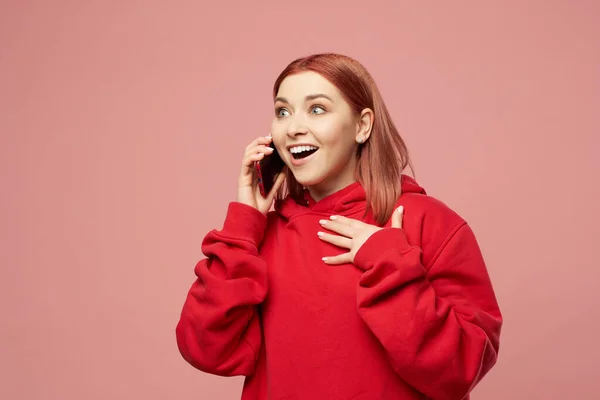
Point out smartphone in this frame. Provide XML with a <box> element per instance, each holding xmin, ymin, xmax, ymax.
<box><xmin>255</xmin><ymin>142</ymin><xmax>285</xmax><ymax>197</ymax></box>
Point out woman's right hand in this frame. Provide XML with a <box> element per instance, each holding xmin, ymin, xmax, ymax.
<box><xmin>237</xmin><ymin>136</ymin><xmax>286</xmax><ymax>215</ymax></box>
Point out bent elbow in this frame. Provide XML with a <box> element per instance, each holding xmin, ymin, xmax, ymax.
<box><xmin>175</xmin><ymin>318</ymin><xmax>256</xmax><ymax>377</ymax></box>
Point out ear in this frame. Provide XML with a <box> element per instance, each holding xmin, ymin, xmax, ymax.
<box><xmin>355</xmin><ymin>108</ymin><xmax>374</xmax><ymax>144</ymax></box>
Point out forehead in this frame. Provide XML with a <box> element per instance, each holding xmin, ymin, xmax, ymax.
<box><xmin>276</xmin><ymin>71</ymin><xmax>341</xmax><ymax>101</ymax></box>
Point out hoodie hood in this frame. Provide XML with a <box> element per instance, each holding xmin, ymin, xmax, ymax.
<box><xmin>275</xmin><ymin>174</ymin><xmax>426</xmax><ymax>221</ymax></box>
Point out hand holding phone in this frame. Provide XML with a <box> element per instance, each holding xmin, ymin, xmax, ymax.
<box><xmin>255</xmin><ymin>142</ymin><xmax>286</xmax><ymax>197</ymax></box>
<box><xmin>237</xmin><ymin>136</ymin><xmax>286</xmax><ymax>215</ymax></box>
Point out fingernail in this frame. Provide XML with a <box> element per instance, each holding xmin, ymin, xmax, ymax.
<box><xmin>319</xmin><ymin>219</ymin><xmax>327</xmax><ymax>225</ymax></box>
<box><xmin>330</xmin><ymin>215</ymin><xmax>338</xmax><ymax>220</ymax></box>
<box><xmin>317</xmin><ymin>231</ymin><xmax>324</xmax><ymax>237</ymax></box>
<box><xmin>397</xmin><ymin>206</ymin><xmax>404</xmax><ymax>213</ymax></box>
<box><xmin>265</xmin><ymin>146</ymin><xmax>274</xmax><ymax>151</ymax></box>
<box><xmin>322</xmin><ymin>257</ymin><xmax>328</xmax><ymax>262</ymax></box>
<box><xmin>266</xmin><ymin>135</ymin><xmax>272</xmax><ymax>139</ymax></box>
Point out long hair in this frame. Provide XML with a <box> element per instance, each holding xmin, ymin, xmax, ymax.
<box><xmin>273</xmin><ymin>53</ymin><xmax>413</xmax><ymax>225</ymax></box>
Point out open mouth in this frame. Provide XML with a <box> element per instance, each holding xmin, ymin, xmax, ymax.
<box><xmin>290</xmin><ymin>145</ymin><xmax>319</xmax><ymax>160</ymax></box>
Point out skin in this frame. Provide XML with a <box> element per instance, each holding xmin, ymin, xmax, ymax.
<box><xmin>271</xmin><ymin>71</ymin><xmax>372</xmax><ymax>201</ymax></box>
<box><xmin>236</xmin><ymin>71</ymin><xmax>404</xmax><ymax>264</ymax></box>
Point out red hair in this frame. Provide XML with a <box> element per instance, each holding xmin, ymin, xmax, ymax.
<box><xmin>273</xmin><ymin>53</ymin><xmax>413</xmax><ymax>225</ymax></box>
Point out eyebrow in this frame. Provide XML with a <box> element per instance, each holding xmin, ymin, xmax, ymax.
<box><xmin>274</xmin><ymin>93</ymin><xmax>334</xmax><ymax>104</ymax></box>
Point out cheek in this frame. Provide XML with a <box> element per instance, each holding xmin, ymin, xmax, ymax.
<box><xmin>270</xmin><ymin>119</ymin><xmax>279</xmax><ymax>134</ymax></box>
<box><xmin>270</xmin><ymin>119</ymin><xmax>286</xmax><ymax>142</ymax></box>
<box><xmin>317</xmin><ymin>119</ymin><xmax>355</xmax><ymax>148</ymax></box>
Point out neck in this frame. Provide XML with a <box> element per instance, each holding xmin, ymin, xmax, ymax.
<box><xmin>305</xmin><ymin>155</ymin><xmax>359</xmax><ymax>202</ymax></box>
<box><xmin>307</xmin><ymin>175</ymin><xmax>357</xmax><ymax>202</ymax></box>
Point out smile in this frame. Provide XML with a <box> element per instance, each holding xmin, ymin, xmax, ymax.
<box><xmin>289</xmin><ymin>145</ymin><xmax>319</xmax><ymax>160</ymax></box>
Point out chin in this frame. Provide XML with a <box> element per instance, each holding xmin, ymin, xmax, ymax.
<box><xmin>291</xmin><ymin>171</ymin><xmax>325</xmax><ymax>187</ymax></box>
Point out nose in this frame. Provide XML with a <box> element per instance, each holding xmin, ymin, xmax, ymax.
<box><xmin>286</xmin><ymin>114</ymin><xmax>309</xmax><ymax>138</ymax></box>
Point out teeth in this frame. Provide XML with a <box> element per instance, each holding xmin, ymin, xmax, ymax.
<box><xmin>290</xmin><ymin>145</ymin><xmax>318</xmax><ymax>154</ymax></box>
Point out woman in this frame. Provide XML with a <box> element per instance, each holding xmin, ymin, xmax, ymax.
<box><xmin>176</xmin><ymin>53</ymin><xmax>502</xmax><ymax>400</ymax></box>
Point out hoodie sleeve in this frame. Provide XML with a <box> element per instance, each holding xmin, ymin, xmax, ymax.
<box><xmin>176</xmin><ymin>202</ymin><xmax>268</xmax><ymax>377</ymax></box>
<box><xmin>353</xmin><ymin>222</ymin><xmax>502</xmax><ymax>400</ymax></box>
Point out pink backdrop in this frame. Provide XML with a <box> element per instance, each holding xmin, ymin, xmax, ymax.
<box><xmin>2</xmin><ymin>1</ymin><xmax>599</xmax><ymax>399</ymax></box>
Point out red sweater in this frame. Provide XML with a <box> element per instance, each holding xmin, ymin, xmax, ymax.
<box><xmin>176</xmin><ymin>176</ymin><xmax>502</xmax><ymax>399</ymax></box>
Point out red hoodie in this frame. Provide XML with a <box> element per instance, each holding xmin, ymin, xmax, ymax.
<box><xmin>176</xmin><ymin>175</ymin><xmax>502</xmax><ymax>400</ymax></box>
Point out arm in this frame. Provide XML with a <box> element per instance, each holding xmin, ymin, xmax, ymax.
<box><xmin>354</xmin><ymin>222</ymin><xmax>502</xmax><ymax>400</ymax></box>
<box><xmin>176</xmin><ymin>202</ymin><xmax>268</xmax><ymax>377</ymax></box>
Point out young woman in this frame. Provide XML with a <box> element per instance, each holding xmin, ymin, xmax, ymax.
<box><xmin>176</xmin><ymin>53</ymin><xmax>503</xmax><ymax>400</ymax></box>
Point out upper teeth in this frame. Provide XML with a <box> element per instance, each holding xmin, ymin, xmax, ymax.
<box><xmin>290</xmin><ymin>145</ymin><xmax>318</xmax><ymax>154</ymax></box>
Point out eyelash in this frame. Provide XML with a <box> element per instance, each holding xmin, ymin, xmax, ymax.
<box><xmin>275</xmin><ymin>105</ymin><xmax>326</xmax><ymax>118</ymax></box>
<box><xmin>311</xmin><ymin>105</ymin><xmax>326</xmax><ymax>114</ymax></box>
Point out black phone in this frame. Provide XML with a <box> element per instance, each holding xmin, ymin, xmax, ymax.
<box><xmin>254</xmin><ymin>142</ymin><xmax>285</xmax><ymax>197</ymax></box>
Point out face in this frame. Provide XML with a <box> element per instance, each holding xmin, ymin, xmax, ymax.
<box><xmin>271</xmin><ymin>71</ymin><xmax>372</xmax><ymax>201</ymax></box>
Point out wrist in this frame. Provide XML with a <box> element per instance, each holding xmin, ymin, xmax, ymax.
<box><xmin>354</xmin><ymin>228</ymin><xmax>415</xmax><ymax>271</ymax></box>
<box><xmin>221</xmin><ymin>202</ymin><xmax>268</xmax><ymax>246</ymax></box>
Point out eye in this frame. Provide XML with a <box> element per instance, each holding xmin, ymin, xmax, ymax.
<box><xmin>275</xmin><ymin>108</ymin><xmax>290</xmax><ymax>118</ymax></box>
<box><xmin>310</xmin><ymin>105</ymin><xmax>325</xmax><ymax>115</ymax></box>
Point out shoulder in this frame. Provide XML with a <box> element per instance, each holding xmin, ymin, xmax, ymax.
<box><xmin>397</xmin><ymin>190</ymin><xmax>464</xmax><ymax>225</ymax></box>
<box><xmin>394</xmin><ymin>191</ymin><xmax>469</xmax><ymax>269</ymax></box>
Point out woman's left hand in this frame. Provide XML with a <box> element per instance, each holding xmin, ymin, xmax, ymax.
<box><xmin>318</xmin><ymin>206</ymin><xmax>404</xmax><ymax>265</ymax></box>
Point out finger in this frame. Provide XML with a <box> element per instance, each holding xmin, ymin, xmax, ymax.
<box><xmin>242</xmin><ymin>144</ymin><xmax>276</xmax><ymax>167</ymax></box>
<box><xmin>245</xmin><ymin>144</ymin><xmax>274</xmax><ymax>159</ymax></box>
<box><xmin>322</xmin><ymin>252</ymin><xmax>353</xmax><ymax>265</ymax></box>
<box><xmin>391</xmin><ymin>205</ymin><xmax>404</xmax><ymax>229</ymax></box>
<box><xmin>246</xmin><ymin>135</ymin><xmax>272</xmax><ymax>151</ymax></box>
<box><xmin>319</xmin><ymin>219</ymin><xmax>355</xmax><ymax>238</ymax></box>
<box><xmin>329</xmin><ymin>215</ymin><xmax>361</xmax><ymax>228</ymax></box>
<box><xmin>242</xmin><ymin>152</ymin><xmax>266</xmax><ymax>168</ymax></box>
<box><xmin>265</xmin><ymin>171</ymin><xmax>286</xmax><ymax>200</ymax></box>
<box><xmin>317</xmin><ymin>231</ymin><xmax>352</xmax><ymax>249</ymax></box>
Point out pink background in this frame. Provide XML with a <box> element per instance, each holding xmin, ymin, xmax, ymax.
<box><xmin>2</xmin><ymin>1</ymin><xmax>599</xmax><ymax>399</ymax></box>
